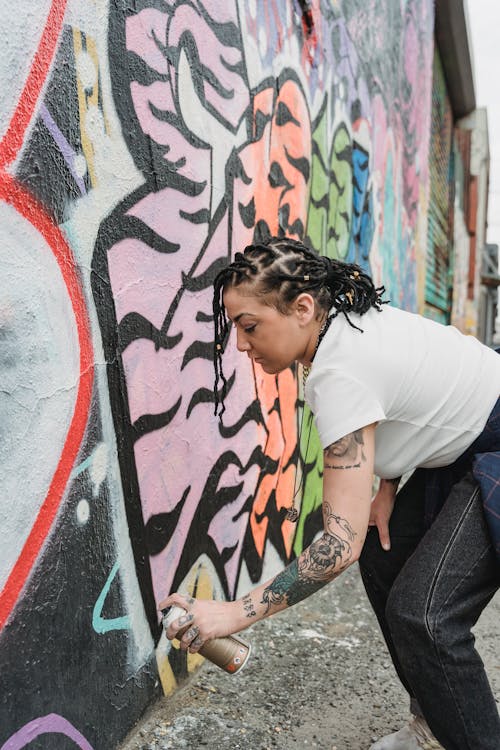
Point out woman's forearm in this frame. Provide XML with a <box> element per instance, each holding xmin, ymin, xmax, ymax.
<box><xmin>379</xmin><ymin>476</ymin><xmax>401</xmax><ymax>494</ymax></box>
<box><xmin>234</xmin><ymin>504</ymin><xmax>358</xmax><ymax>630</ymax></box>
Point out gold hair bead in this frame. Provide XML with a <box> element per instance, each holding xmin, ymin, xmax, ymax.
<box><xmin>216</xmin><ymin>344</ymin><xmax>223</xmax><ymax>351</ymax></box>
<box><xmin>303</xmin><ymin>275</ymin><xmax>310</xmax><ymax>281</ymax></box>
<box><xmin>346</xmin><ymin>290</ymin><xmax>354</xmax><ymax>304</ymax></box>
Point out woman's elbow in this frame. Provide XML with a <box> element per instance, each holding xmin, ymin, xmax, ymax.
<box><xmin>350</xmin><ymin>544</ymin><xmax>362</xmax><ymax>565</ymax></box>
<box><xmin>339</xmin><ymin>541</ymin><xmax>362</xmax><ymax>572</ymax></box>
<box><xmin>325</xmin><ymin>545</ymin><xmax>360</xmax><ymax>582</ymax></box>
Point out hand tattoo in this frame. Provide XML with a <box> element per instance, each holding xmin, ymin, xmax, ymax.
<box><xmin>177</xmin><ymin>613</ymin><xmax>194</xmax><ymax>627</ymax></box>
<box><xmin>324</xmin><ymin>429</ymin><xmax>366</xmax><ymax>469</ymax></box>
<box><xmin>185</xmin><ymin>625</ymin><xmax>199</xmax><ymax>639</ymax></box>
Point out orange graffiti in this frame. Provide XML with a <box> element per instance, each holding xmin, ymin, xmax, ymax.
<box><xmin>232</xmin><ymin>74</ymin><xmax>312</xmax><ymax>558</ymax></box>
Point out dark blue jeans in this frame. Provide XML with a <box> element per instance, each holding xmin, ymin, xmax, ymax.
<box><xmin>359</xmin><ymin>469</ymin><xmax>500</xmax><ymax>750</ymax></box>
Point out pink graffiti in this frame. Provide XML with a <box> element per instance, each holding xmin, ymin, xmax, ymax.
<box><xmin>1</xmin><ymin>714</ymin><xmax>94</xmax><ymax>750</ymax></box>
<box><xmin>108</xmin><ymin>0</ymin><xmax>256</xmax><ymax>601</ymax></box>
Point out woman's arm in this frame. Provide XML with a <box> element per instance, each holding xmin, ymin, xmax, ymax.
<box><xmin>161</xmin><ymin>423</ymin><xmax>375</xmax><ymax>652</ymax></box>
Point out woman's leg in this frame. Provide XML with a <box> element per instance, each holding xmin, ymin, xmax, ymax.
<box><xmin>359</xmin><ymin>469</ymin><xmax>428</xmax><ymax>702</ymax></box>
<box><xmin>386</xmin><ymin>472</ymin><xmax>500</xmax><ymax>750</ymax></box>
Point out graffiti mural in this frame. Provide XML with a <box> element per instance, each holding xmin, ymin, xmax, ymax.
<box><xmin>0</xmin><ymin>0</ymin><xmax>434</xmax><ymax>747</ymax></box>
<box><xmin>0</xmin><ymin>4</ymin><xmax>157</xmax><ymax>748</ymax></box>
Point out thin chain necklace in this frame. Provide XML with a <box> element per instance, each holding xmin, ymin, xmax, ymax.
<box><xmin>285</xmin><ymin>314</ymin><xmax>334</xmax><ymax>522</ymax></box>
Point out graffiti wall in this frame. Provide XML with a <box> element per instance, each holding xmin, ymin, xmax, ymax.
<box><xmin>0</xmin><ymin>1</ymin><xmax>434</xmax><ymax>747</ymax></box>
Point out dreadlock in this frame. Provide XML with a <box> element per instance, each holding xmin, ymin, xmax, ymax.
<box><xmin>213</xmin><ymin>236</ymin><xmax>387</xmax><ymax>418</ymax></box>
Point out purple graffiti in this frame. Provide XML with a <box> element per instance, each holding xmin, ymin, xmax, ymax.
<box><xmin>39</xmin><ymin>104</ymin><xmax>87</xmax><ymax>196</ymax></box>
<box><xmin>1</xmin><ymin>714</ymin><xmax>94</xmax><ymax>750</ymax></box>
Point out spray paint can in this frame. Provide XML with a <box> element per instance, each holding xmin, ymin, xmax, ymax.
<box><xmin>162</xmin><ymin>605</ymin><xmax>251</xmax><ymax>674</ymax></box>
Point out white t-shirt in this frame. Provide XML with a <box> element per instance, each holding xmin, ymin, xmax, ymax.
<box><xmin>305</xmin><ymin>305</ymin><xmax>500</xmax><ymax>479</ymax></box>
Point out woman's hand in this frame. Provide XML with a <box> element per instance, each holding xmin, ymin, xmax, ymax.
<box><xmin>158</xmin><ymin>593</ymin><xmax>242</xmax><ymax>654</ymax></box>
<box><xmin>369</xmin><ymin>478</ymin><xmax>400</xmax><ymax>551</ymax></box>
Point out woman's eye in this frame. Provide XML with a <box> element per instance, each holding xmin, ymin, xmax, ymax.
<box><xmin>244</xmin><ymin>325</ymin><xmax>256</xmax><ymax>333</ymax></box>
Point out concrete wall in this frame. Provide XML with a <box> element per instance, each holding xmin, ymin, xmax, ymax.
<box><xmin>0</xmin><ymin>1</ymin><xmax>434</xmax><ymax>747</ymax></box>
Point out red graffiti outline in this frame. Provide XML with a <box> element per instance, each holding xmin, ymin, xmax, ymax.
<box><xmin>0</xmin><ymin>175</ymin><xmax>94</xmax><ymax>631</ymax></box>
<box><xmin>0</xmin><ymin>0</ymin><xmax>90</xmax><ymax>632</ymax></box>
<box><xmin>0</xmin><ymin>0</ymin><xmax>67</xmax><ymax>169</ymax></box>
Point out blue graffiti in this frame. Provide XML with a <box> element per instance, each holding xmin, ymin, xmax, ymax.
<box><xmin>92</xmin><ymin>562</ymin><xmax>131</xmax><ymax>634</ymax></box>
<box><xmin>347</xmin><ymin>140</ymin><xmax>373</xmax><ymax>271</ymax></box>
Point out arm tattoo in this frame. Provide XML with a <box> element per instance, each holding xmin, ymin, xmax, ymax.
<box><xmin>323</xmin><ymin>501</ymin><xmax>356</xmax><ymax>541</ymax></box>
<box><xmin>298</xmin><ymin>532</ymin><xmax>351</xmax><ymax>581</ymax></box>
<box><xmin>261</xmin><ymin>559</ymin><xmax>324</xmax><ymax>610</ymax></box>
<box><xmin>324</xmin><ymin>429</ymin><xmax>366</xmax><ymax>469</ymax></box>
<box><xmin>261</xmin><ymin>508</ymin><xmax>357</xmax><ymax>612</ymax></box>
<box><xmin>242</xmin><ymin>593</ymin><xmax>256</xmax><ymax>619</ymax></box>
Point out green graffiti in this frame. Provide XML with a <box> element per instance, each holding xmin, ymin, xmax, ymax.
<box><xmin>299</xmin><ymin>101</ymin><xmax>357</xmax><ymax>554</ymax></box>
<box><xmin>307</xmin><ymin>101</ymin><xmax>330</xmax><ymax>253</ymax></box>
<box><xmin>306</xmin><ymin>100</ymin><xmax>353</xmax><ymax>260</ymax></box>
<box><xmin>328</xmin><ymin>123</ymin><xmax>352</xmax><ymax>259</ymax></box>
<box><xmin>293</xmin><ymin>402</ymin><xmax>323</xmax><ymax>557</ymax></box>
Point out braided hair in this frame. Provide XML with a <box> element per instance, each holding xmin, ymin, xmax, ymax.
<box><xmin>213</xmin><ymin>236</ymin><xmax>387</xmax><ymax>417</ymax></box>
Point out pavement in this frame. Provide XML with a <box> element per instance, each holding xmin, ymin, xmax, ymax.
<box><xmin>119</xmin><ymin>563</ymin><xmax>500</xmax><ymax>750</ymax></box>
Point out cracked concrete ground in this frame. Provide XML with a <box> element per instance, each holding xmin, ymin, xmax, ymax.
<box><xmin>119</xmin><ymin>564</ymin><xmax>500</xmax><ymax>750</ymax></box>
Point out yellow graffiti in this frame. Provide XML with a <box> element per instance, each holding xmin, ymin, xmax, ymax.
<box><xmin>156</xmin><ymin>560</ymin><xmax>219</xmax><ymax>695</ymax></box>
<box><xmin>72</xmin><ymin>28</ymin><xmax>101</xmax><ymax>186</ymax></box>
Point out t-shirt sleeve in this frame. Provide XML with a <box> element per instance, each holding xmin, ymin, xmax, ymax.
<box><xmin>305</xmin><ymin>367</ymin><xmax>386</xmax><ymax>449</ymax></box>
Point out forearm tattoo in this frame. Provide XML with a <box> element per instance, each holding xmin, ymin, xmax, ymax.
<box><xmin>261</xmin><ymin>504</ymin><xmax>357</xmax><ymax>612</ymax></box>
<box><xmin>242</xmin><ymin>593</ymin><xmax>256</xmax><ymax>619</ymax></box>
<box><xmin>324</xmin><ymin>429</ymin><xmax>366</xmax><ymax>469</ymax></box>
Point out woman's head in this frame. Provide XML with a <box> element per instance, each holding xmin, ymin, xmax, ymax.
<box><xmin>222</xmin><ymin>281</ymin><xmax>318</xmax><ymax>375</ymax></box>
<box><xmin>212</xmin><ymin>236</ymin><xmax>386</xmax><ymax>415</ymax></box>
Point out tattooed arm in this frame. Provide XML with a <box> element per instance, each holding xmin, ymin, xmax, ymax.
<box><xmin>161</xmin><ymin>425</ymin><xmax>375</xmax><ymax>651</ymax></box>
<box><xmin>248</xmin><ymin>423</ymin><xmax>375</xmax><ymax>618</ymax></box>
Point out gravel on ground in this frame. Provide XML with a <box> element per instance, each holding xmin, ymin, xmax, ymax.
<box><xmin>119</xmin><ymin>563</ymin><xmax>500</xmax><ymax>750</ymax></box>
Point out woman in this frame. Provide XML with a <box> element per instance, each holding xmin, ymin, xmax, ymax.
<box><xmin>161</xmin><ymin>236</ymin><xmax>500</xmax><ymax>750</ymax></box>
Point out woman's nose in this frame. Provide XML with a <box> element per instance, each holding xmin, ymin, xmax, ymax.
<box><xmin>236</xmin><ymin>328</ymin><xmax>251</xmax><ymax>352</ymax></box>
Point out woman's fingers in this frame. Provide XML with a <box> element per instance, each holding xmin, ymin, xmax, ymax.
<box><xmin>189</xmin><ymin>635</ymin><xmax>204</xmax><ymax>653</ymax></box>
<box><xmin>377</xmin><ymin>518</ymin><xmax>391</xmax><ymax>551</ymax></box>
<box><xmin>182</xmin><ymin>625</ymin><xmax>205</xmax><ymax>653</ymax></box>
<box><xmin>177</xmin><ymin>624</ymin><xmax>205</xmax><ymax>653</ymax></box>
<box><xmin>159</xmin><ymin>595</ymin><xmax>233</xmax><ymax>645</ymax></box>
<box><xmin>158</xmin><ymin>592</ymin><xmax>194</xmax><ymax>612</ymax></box>
<box><xmin>159</xmin><ymin>594</ymin><xmax>196</xmax><ymax>640</ymax></box>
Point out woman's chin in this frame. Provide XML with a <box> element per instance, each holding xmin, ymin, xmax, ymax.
<box><xmin>257</xmin><ymin>361</ymin><xmax>285</xmax><ymax>375</ymax></box>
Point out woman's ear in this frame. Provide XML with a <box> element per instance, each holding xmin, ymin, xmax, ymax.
<box><xmin>294</xmin><ymin>293</ymin><xmax>316</xmax><ymax>326</ymax></box>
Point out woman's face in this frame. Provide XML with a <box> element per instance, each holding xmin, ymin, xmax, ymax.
<box><xmin>223</xmin><ymin>285</ymin><xmax>317</xmax><ymax>374</ymax></box>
